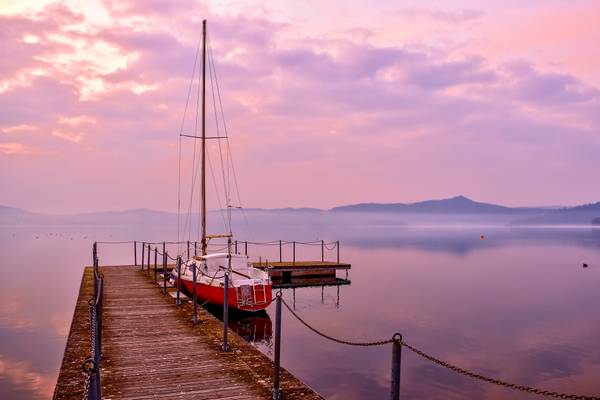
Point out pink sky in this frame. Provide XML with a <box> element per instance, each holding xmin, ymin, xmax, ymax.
<box><xmin>1</xmin><ymin>0</ymin><xmax>599</xmax><ymax>213</ymax></box>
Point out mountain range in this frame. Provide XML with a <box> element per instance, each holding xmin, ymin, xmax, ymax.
<box><xmin>1</xmin><ymin>196</ymin><xmax>600</xmax><ymax>226</ymax></box>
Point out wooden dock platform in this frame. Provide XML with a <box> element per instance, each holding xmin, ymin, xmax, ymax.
<box><xmin>53</xmin><ymin>265</ymin><xmax>323</xmax><ymax>400</ymax></box>
<box><xmin>253</xmin><ymin>261</ymin><xmax>351</xmax><ymax>280</ymax></box>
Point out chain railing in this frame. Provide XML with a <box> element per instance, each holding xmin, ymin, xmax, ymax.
<box><xmin>88</xmin><ymin>240</ymin><xmax>600</xmax><ymax>400</ymax></box>
<box><xmin>82</xmin><ymin>242</ymin><xmax>103</xmax><ymax>400</ymax></box>
<box><xmin>271</xmin><ymin>293</ymin><xmax>600</xmax><ymax>400</ymax></box>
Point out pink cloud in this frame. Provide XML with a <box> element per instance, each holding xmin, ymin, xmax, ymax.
<box><xmin>0</xmin><ymin>1</ymin><xmax>599</xmax><ymax>213</ymax></box>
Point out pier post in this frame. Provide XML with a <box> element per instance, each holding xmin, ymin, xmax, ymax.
<box><xmin>390</xmin><ymin>334</ymin><xmax>402</xmax><ymax>400</ymax></box>
<box><xmin>279</xmin><ymin>240</ymin><xmax>282</xmax><ymax>262</ymax></box>
<box><xmin>192</xmin><ymin>263</ymin><xmax>198</xmax><ymax>325</ymax></box>
<box><xmin>153</xmin><ymin>247</ymin><xmax>157</xmax><ymax>282</ymax></box>
<box><xmin>337</xmin><ymin>241</ymin><xmax>340</xmax><ymax>264</ymax></box>
<box><xmin>147</xmin><ymin>244</ymin><xmax>151</xmax><ymax>277</ymax></box>
<box><xmin>163</xmin><ymin>250</ymin><xmax>167</xmax><ymax>293</ymax></box>
<box><xmin>194</xmin><ymin>241</ymin><xmax>197</xmax><ymax>257</ymax></box>
<box><xmin>234</xmin><ymin>240</ymin><xmax>238</xmax><ymax>254</ymax></box>
<box><xmin>222</xmin><ymin>272</ymin><xmax>229</xmax><ymax>351</ymax></box>
<box><xmin>223</xmin><ymin>237</ymin><xmax>231</xmax><ymax>351</ymax></box>
<box><xmin>176</xmin><ymin>257</ymin><xmax>181</xmax><ymax>305</ymax></box>
<box><xmin>321</xmin><ymin>240</ymin><xmax>324</xmax><ymax>262</ymax></box>
<box><xmin>187</xmin><ymin>240</ymin><xmax>190</xmax><ymax>260</ymax></box>
<box><xmin>244</xmin><ymin>241</ymin><xmax>248</xmax><ymax>256</ymax></box>
<box><xmin>272</xmin><ymin>293</ymin><xmax>282</xmax><ymax>400</ymax></box>
<box><xmin>134</xmin><ymin>241</ymin><xmax>137</xmax><ymax>266</ymax></box>
<box><xmin>141</xmin><ymin>242</ymin><xmax>145</xmax><ymax>270</ymax></box>
<box><xmin>293</xmin><ymin>241</ymin><xmax>296</xmax><ymax>266</ymax></box>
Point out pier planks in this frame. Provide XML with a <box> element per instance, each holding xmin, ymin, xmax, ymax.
<box><xmin>54</xmin><ymin>265</ymin><xmax>323</xmax><ymax>400</ymax></box>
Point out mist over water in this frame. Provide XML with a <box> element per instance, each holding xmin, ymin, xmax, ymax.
<box><xmin>1</xmin><ymin>211</ymin><xmax>599</xmax><ymax>399</ymax></box>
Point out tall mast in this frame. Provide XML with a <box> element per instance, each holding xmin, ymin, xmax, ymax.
<box><xmin>200</xmin><ymin>19</ymin><xmax>207</xmax><ymax>256</ymax></box>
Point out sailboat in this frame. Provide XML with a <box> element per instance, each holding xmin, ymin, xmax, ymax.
<box><xmin>171</xmin><ymin>20</ymin><xmax>273</xmax><ymax>312</ymax></box>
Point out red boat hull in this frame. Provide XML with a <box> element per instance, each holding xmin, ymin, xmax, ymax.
<box><xmin>177</xmin><ymin>277</ymin><xmax>273</xmax><ymax>312</ymax></box>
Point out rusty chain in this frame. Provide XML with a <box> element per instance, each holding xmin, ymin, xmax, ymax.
<box><xmin>281</xmin><ymin>297</ymin><xmax>599</xmax><ymax>399</ymax></box>
<box><xmin>281</xmin><ymin>298</ymin><xmax>394</xmax><ymax>346</ymax></box>
<box><xmin>400</xmin><ymin>341</ymin><xmax>600</xmax><ymax>400</ymax></box>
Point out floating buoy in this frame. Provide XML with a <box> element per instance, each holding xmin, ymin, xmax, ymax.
<box><xmin>583</xmin><ymin>263</ymin><xmax>589</xmax><ymax>268</ymax></box>
<box><xmin>480</xmin><ymin>234</ymin><xmax>485</xmax><ymax>240</ymax></box>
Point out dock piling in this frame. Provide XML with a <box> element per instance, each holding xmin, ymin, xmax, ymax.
<box><xmin>293</xmin><ymin>241</ymin><xmax>296</xmax><ymax>266</ymax></box>
<box><xmin>194</xmin><ymin>241</ymin><xmax>197</xmax><ymax>257</ymax></box>
<box><xmin>272</xmin><ymin>293</ymin><xmax>282</xmax><ymax>400</ymax></box>
<box><xmin>187</xmin><ymin>240</ymin><xmax>190</xmax><ymax>260</ymax></box>
<box><xmin>192</xmin><ymin>263</ymin><xmax>198</xmax><ymax>325</ymax></box>
<box><xmin>390</xmin><ymin>334</ymin><xmax>402</xmax><ymax>400</ymax></box>
<box><xmin>134</xmin><ymin>241</ymin><xmax>137</xmax><ymax>266</ymax></box>
<box><xmin>163</xmin><ymin>250</ymin><xmax>167</xmax><ymax>293</ymax></box>
<box><xmin>321</xmin><ymin>240</ymin><xmax>324</xmax><ymax>262</ymax></box>
<box><xmin>153</xmin><ymin>247</ymin><xmax>157</xmax><ymax>282</ymax></box>
<box><xmin>279</xmin><ymin>240</ymin><xmax>282</xmax><ymax>262</ymax></box>
<box><xmin>141</xmin><ymin>242</ymin><xmax>145</xmax><ymax>270</ymax></box>
<box><xmin>222</xmin><ymin>272</ymin><xmax>229</xmax><ymax>351</ymax></box>
<box><xmin>146</xmin><ymin>244</ymin><xmax>150</xmax><ymax>277</ymax></box>
<box><xmin>337</xmin><ymin>240</ymin><xmax>340</xmax><ymax>264</ymax></box>
<box><xmin>176</xmin><ymin>256</ymin><xmax>181</xmax><ymax>305</ymax></box>
<box><xmin>244</xmin><ymin>241</ymin><xmax>247</xmax><ymax>256</ymax></box>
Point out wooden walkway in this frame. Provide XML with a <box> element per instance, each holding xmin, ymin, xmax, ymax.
<box><xmin>54</xmin><ymin>265</ymin><xmax>323</xmax><ymax>400</ymax></box>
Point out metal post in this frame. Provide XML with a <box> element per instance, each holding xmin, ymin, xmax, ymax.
<box><xmin>141</xmin><ymin>242</ymin><xmax>145</xmax><ymax>270</ymax></box>
<box><xmin>192</xmin><ymin>263</ymin><xmax>198</xmax><ymax>324</ymax></box>
<box><xmin>163</xmin><ymin>250</ymin><xmax>167</xmax><ymax>293</ymax></box>
<box><xmin>194</xmin><ymin>241</ymin><xmax>197</xmax><ymax>257</ymax></box>
<box><xmin>176</xmin><ymin>257</ymin><xmax>181</xmax><ymax>305</ymax></box>
<box><xmin>336</xmin><ymin>285</ymin><xmax>340</xmax><ymax>308</ymax></box>
<box><xmin>154</xmin><ymin>247</ymin><xmax>157</xmax><ymax>281</ymax></box>
<box><xmin>279</xmin><ymin>240</ymin><xmax>282</xmax><ymax>262</ymax></box>
<box><xmin>321</xmin><ymin>286</ymin><xmax>324</xmax><ymax>303</ymax></box>
<box><xmin>222</xmin><ymin>272</ymin><xmax>229</xmax><ymax>351</ymax></box>
<box><xmin>235</xmin><ymin>240</ymin><xmax>238</xmax><ymax>254</ymax></box>
<box><xmin>244</xmin><ymin>241</ymin><xmax>248</xmax><ymax>256</ymax></box>
<box><xmin>337</xmin><ymin>240</ymin><xmax>340</xmax><ymax>264</ymax></box>
<box><xmin>293</xmin><ymin>241</ymin><xmax>296</xmax><ymax>266</ymax></box>
<box><xmin>187</xmin><ymin>240</ymin><xmax>190</xmax><ymax>260</ymax></box>
<box><xmin>134</xmin><ymin>241</ymin><xmax>137</xmax><ymax>266</ymax></box>
<box><xmin>390</xmin><ymin>334</ymin><xmax>402</xmax><ymax>400</ymax></box>
<box><xmin>321</xmin><ymin>240</ymin><xmax>324</xmax><ymax>262</ymax></box>
<box><xmin>272</xmin><ymin>293</ymin><xmax>282</xmax><ymax>400</ymax></box>
<box><xmin>147</xmin><ymin>244</ymin><xmax>151</xmax><ymax>277</ymax></box>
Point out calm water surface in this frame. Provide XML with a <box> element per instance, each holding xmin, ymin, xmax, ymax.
<box><xmin>1</xmin><ymin>221</ymin><xmax>599</xmax><ymax>399</ymax></box>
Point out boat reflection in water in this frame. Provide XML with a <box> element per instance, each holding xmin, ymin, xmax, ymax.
<box><xmin>204</xmin><ymin>275</ymin><xmax>351</xmax><ymax>347</ymax></box>
<box><xmin>204</xmin><ymin>304</ymin><xmax>273</xmax><ymax>345</ymax></box>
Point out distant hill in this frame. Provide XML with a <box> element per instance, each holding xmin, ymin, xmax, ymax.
<box><xmin>331</xmin><ymin>196</ymin><xmax>543</xmax><ymax>215</ymax></box>
<box><xmin>511</xmin><ymin>202</ymin><xmax>600</xmax><ymax>225</ymax></box>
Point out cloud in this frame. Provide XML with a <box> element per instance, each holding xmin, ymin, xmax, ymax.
<box><xmin>0</xmin><ymin>1</ymin><xmax>599</xmax><ymax>212</ymax></box>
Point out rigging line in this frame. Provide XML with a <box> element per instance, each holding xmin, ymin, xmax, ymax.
<box><xmin>206</xmin><ymin>142</ymin><xmax>229</xmax><ymax>233</ymax></box>
<box><xmin>208</xmin><ymin>37</ymin><xmax>254</xmax><ymax>240</ymax></box>
<box><xmin>178</xmin><ymin>33</ymin><xmax>202</xmax><ymax>256</ymax></box>
<box><xmin>183</xmin><ymin>44</ymin><xmax>203</xmax><ymax>247</ymax></box>
<box><xmin>207</xmin><ymin>34</ymin><xmax>231</xmax><ymax>234</ymax></box>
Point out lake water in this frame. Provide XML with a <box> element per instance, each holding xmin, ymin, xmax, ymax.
<box><xmin>1</xmin><ymin>218</ymin><xmax>599</xmax><ymax>399</ymax></box>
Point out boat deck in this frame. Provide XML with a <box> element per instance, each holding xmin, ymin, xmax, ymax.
<box><xmin>53</xmin><ymin>265</ymin><xmax>323</xmax><ymax>400</ymax></box>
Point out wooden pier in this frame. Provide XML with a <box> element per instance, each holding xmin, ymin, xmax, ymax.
<box><xmin>254</xmin><ymin>261</ymin><xmax>351</xmax><ymax>280</ymax></box>
<box><xmin>53</xmin><ymin>265</ymin><xmax>323</xmax><ymax>400</ymax></box>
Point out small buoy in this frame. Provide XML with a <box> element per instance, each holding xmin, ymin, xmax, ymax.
<box><xmin>583</xmin><ymin>263</ymin><xmax>589</xmax><ymax>268</ymax></box>
<box><xmin>480</xmin><ymin>234</ymin><xmax>485</xmax><ymax>240</ymax></box>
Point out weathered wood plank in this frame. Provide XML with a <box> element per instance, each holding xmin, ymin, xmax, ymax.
<box><xmin>54</xmin><ymin>265</ymin><xmax>324</xmax><ymax>400</ymax></box>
